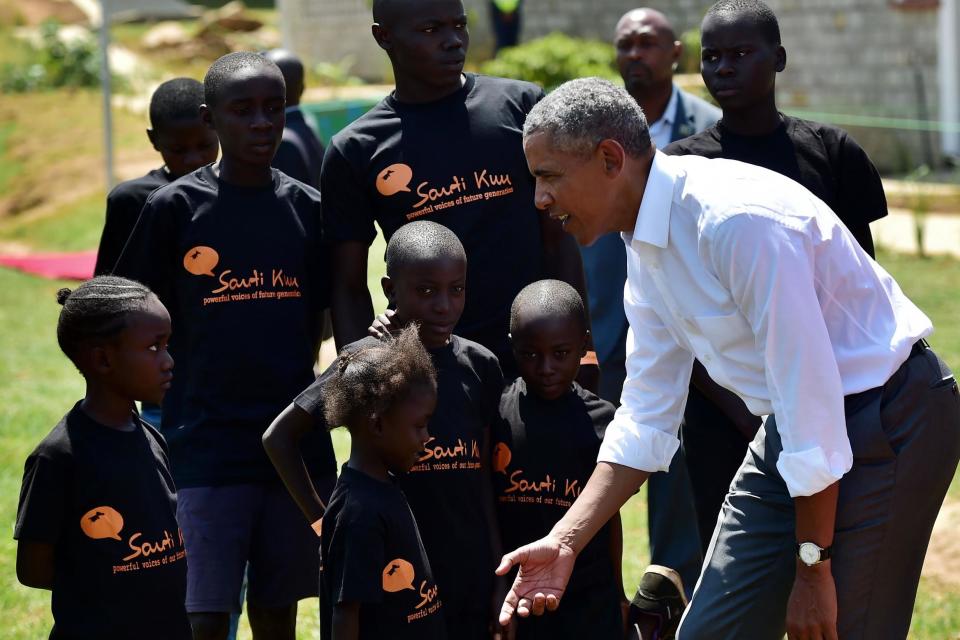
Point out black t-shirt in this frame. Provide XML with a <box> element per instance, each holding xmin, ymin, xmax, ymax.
<box><xmin>94</xmin><ymin>168</ymin><xmax>172</xmax><ymax>276</ymax></box>
<box><xmin>492</xmin><ymin>379</ymin><xmax>618</xmax><ymax>599</ymax></box>
<box><xmin>14</xmin><ymin>404</ymin><xmax>191</xmax><ymax>640</ymax></box>
<box><xmin>114</xmin><ymin>165</ymin><xmax>335</xmax><ymax>487</ymax></box>
<box><xmin>320</xmin><ymin>465</ymin><xmax>447</xmax><ymax>640</ymax></box>
<box><xmin>321</xmin><ymin>73</ymin><xmax>545</xmax><ymax>367</ymax></box>
<box><xmin>664</xmin><ymin>115</ymin><xmax>887</xmax><ymax>257</ymax></box>
<box><xmin>297</xmin><ymin>334</ymin><xmax>504</xmax><ymax>619</ymax></box>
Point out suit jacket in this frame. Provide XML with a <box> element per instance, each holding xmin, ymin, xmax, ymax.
<box><xmin>581</xmin><ymin>87</ymin><xmax>720</xmax><ymax>401</ymax></box>
<box><xmin>273</xmin><ymin>107</ymin><xmax>326</xmax><ymax>188</ymax></box>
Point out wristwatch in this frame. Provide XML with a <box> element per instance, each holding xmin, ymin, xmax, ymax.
<box><xmin>797</xmin><ymin>541</ymin><xmax>832</xmax><ymax>566</ymax></box>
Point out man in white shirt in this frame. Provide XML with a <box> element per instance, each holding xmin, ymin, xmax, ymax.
<box><xmin>496</xmin><ymin>77</ymin><xmax>960</xmax><ymax>639</ymax></box>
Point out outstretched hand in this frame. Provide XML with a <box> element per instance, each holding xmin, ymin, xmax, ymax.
<box><xmin>495</xmin><ymin>535</ymin><xmax>577</xmax><ymax>627</ymax></box>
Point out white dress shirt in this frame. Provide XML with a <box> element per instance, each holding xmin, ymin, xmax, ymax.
<box><xmin>647</xmin><ymin>85</ymin><xmax>678</xmax><ymax>151</ymax></box>
<box><xmin>597</xmin><ymin>151</ymin><xmax>932</xmax><ymax>497</ymax></box>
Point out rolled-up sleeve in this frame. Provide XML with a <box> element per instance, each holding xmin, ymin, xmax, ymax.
<box><xmin>710</xmin><ymin>213</ymin><xmax>853</xmax><ymax>497</ymax></box>
<box><xmin>597</xmin><ymin>273</ymin><xmax>693</xmax><ymax>473</ymax></box>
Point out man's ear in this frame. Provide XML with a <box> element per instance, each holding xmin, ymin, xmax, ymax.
<box><xmin>146</xmin><ymin>128</ymin><xmax>159</xmax><ymax>152</ymax></box>
<box><xmin>672</xmin><ymin>39</ymin><xmax>683</xmax><ymax>69</ymax></box>
<box><xmin>372</xmin><ymin>23</ymin><xmax>392</xmax><ymax>51</ymax></box>
<box><xmin>199</xmin><ymin>104</ymin><xmax>215</xmax><ymax>131</ymax></box>
<box><xmin>775</xmin><ymin>45</ymin><xmax>786</xmax><ymax>73</ymax></box>
<box><xmin>597</xmin><ymin>139</ymin><xmax>626</xmax><ymax>176</ymax></box>
<box><xmin>381</xmin><ymin>276</ymin><xmax>396</xmax><ymax>305</ymax></box>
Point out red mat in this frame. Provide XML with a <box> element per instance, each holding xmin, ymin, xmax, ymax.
<box><xmin>0</xmin><ymin>250</ymin><xmax>96</xmax><ymax>281</ymax></box>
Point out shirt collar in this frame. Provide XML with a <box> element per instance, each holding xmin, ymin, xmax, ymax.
<box><xmin>624</xmin><ymin>150</ymin><xmax>678</xmax><ymax>249</ymax></box>
<box><xmin>651</xmin><ymin>85</ymin><xmax>679</xmax><ymax>128</ymax></box>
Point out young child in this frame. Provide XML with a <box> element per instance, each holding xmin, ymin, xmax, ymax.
<box><xmin>95</xmin><ymin>77</ymin><xmax>219</xmax><ymax>276</ymax></box>
<box><xmin>115</xmin><ymin>52</ymin><xmax>333</xmax><ymax>640</ymax></box>
<box><xmin>492</xmin><ymin>280</ymin><xmax>626</xmax><ymax>639</ymax></box>
<box><xmin>14</xmin><ymin>276</ymin><xmax>190</xmax><ymax>639</ymax></box>
<box><xmin>264</xmin><ymin>220</ymin><xmax>504</xmax><ymax>638</ymax></box>
<box><xmin>318</xmin><ymin>324</ymin><xmax>445</xmax><ymax>639</ymax></box>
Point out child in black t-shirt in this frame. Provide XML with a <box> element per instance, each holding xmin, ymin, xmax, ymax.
<box><xmin>95</xmin><ymin>77</ymin><xmax>218</xmax><ymax>276</ymax></box>
<box><xmin>115</xmin><ymin>52</ymin><xmax>333</xmax><ymax>640</ymax></box>
<box><xmin>264</xmin><ymin>221</ymin><xmax>505</xmax><ymax>639</ymax></box>
<box><xmin>492</xmin><ymin>280</ymin><xmax>626</xmax><ymax>639</ymax></box>
<box><xmin>317</xmin><ymin>324</ymin><xmax>445</xmax><ymax>640</ymax></box>
<box><xmin>15</xmin><ymin>276</ymin><xmax>190</xmax><ymax>640</ymax></box>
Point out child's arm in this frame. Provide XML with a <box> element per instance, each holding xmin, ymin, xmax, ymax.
<box><xmin>263</xmin><ymin>403</ymin><xmax>326</xmax><ymax>527</ymax></box>
<box><xmin>331</xmin><ymin>602</ymin><xmax>361</xmax><ymax>640</ymax></box>
<box><xmin>16</xmin><ymin>541</ymin><xmax>55</xmax><ymax>590</ymax></box>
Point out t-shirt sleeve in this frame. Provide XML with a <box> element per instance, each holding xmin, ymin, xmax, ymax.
<box><xmin>831</xmin><ymin>130</ymin><xmax>888</xmax><ymax>225</ymax></box>
<box><xmin>319</xmin><ymin>142</ymin><xmax>378</xmax><ymax>246</ymax></box>
<box><xmin>274</xmin><ymin>138</ymin><xmax>312</xmax><ymax>186</ymax></box>
<box><xmin>482</xmin><ymin>354</ymin><xmax>506</xmax><ymax>424</ymax></box>
<box><xmin>294</xmin><ymin>337</ymin><xmax>381</xmax><ymax>425</ymax></box>
<box><xmin>14</xmin><ymin>450</ymin><xmax>69</xmax><ymax>544</ymax></box>
<box><xmin>326</xmin><ymin>508</ymin><xmax>386</xmax><ymax>605</ymax></box>
<box><xmin>94</xmin><ymin>190</ymin><xmax>137</xmax><ymax>276</ymax></box>
<box><xmin>113</xmin><ymin>192</ymin><xmax>178</xmax><ymax>304</ymax></box>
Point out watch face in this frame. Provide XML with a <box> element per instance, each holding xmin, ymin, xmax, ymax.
<box><xmin>799</xmin><ymin>542</ymin><xmax>821</xmax><ymax>565</ymax></box>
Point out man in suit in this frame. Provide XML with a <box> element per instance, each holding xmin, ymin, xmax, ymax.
<box><xmin>579</xmin><ymin>7</ymin><xmax>720</xmax><ymax>627</ymax></box>
<box><xmin>265</xmin><ymin>49</ymin><xmax>325</xmax><ymax>188</ymax></box>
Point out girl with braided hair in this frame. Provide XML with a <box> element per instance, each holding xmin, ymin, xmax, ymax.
<box><xmin>14</xmin><ymin>276</ymin><xmax>191</xmax><ymax>639</ymax></box>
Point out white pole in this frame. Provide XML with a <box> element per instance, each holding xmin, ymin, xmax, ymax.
<box><xmin>98</xmin><ymin>0</ymin><xmax>115</xmax><ymax>189</ymax></box>
<box><xmin>939</xmin><ymin>0</ymin><xmax>960</xmax><ymax>156</ymax></box>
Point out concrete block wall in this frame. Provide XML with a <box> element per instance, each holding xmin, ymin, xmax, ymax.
<box><xmin>280</xmin><ymin>0</ymin><xmax>941</xmax><ymax>171</ymax></box>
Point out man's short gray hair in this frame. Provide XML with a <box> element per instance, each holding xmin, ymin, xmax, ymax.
<box><xmin>523</xmin><ymin>77</ymin><xmax>651</xmax><ymax>158</ymax></box>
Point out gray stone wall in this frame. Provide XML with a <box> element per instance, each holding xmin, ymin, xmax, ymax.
<box><xmin>280</xmin><ymin>0</ymin><xmax>941</xmax><ymax>171</ymax></box>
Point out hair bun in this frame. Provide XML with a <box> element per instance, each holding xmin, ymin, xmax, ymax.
<box><xmin>56</xmin><ymin>287</ymin><xmax>72</xmax><ymax>305</ymax></box>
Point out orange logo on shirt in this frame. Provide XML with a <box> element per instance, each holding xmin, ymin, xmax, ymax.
<box><xmin>382</xmin><ymin>558</ymin><xmax>417</xmax><ymax>592</ymax></box>
<box><xmin>80</xmin><ymin>506</ymin><xmax>124</xmax><ymax>540</ymax></box>
<box><xmin>493</xmin><ymin>442</ymin><xmax>512</xmax><ymax>473</ymax></box>
<box><xmin>377</xmin><ymin>163</ymin><xmax>413</xmax><ymax>196</ymax></box>
<box><xmin>183</xmin><ymin>246</ymin><xmax>220</xmax><ymax>276</ymax></box>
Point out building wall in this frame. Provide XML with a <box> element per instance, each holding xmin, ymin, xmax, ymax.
<box><xmin>280</xmin><ymin>0</ymin><xmax>942</xmax><ymax>171</ymax></box>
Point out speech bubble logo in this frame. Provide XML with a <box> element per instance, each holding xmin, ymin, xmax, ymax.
<box><xmin>493</xmin><ymin>442</ymin><xmax>512</xmax><ymax>473</ymax></box>
<box><xmin>183</xmin><ymin>246</ymin><xmax>219</xmax><ymax>276</ymax></box>
<box><xmin>80</xmin><ymin>506</ymin><xmax>124</xmax><ymax>540</ymax></box>
<box><xmin>376</xmin><ymin>163</ymin><xmax>413</xmax><ymax>196</ymax></box>
<box><xmin>382</xmin><ymin>558</ymin><xmax>416</xmax><ymax>592</ymax></box>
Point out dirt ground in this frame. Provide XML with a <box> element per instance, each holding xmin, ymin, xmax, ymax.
<box><xmin>924</xmin><ymin>500</ymin><xmax>960</xmax><ymax>588</ymax></box>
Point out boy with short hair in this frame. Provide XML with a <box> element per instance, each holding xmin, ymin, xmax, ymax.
<box><xmin>492</xmin><ymin>280</ymin><xmax>626</xmax><ymax>639</ymax></box>
<box><xmin>264</xmin><ymin>220</ymin><xmax>505</xmax><ymax>639</ymax></box>
<box><xmin>95</xmin><ymin>77</ymin><xmax>219</xmax><ymax>276</ymax></box>
<box><xmin>116</xmin><ymin>52</ymin><xmax>333</xmax><ymax>640</ymax></box>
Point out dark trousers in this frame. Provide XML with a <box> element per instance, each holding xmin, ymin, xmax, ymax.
<box><xmin>679</xmin><ymin>344</ymin><xmax>960</xmax><ymax>639</ymax></box>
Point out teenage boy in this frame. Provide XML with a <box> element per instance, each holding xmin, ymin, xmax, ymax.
<box><xmin>264</xmin><ymin>49</ymin><xmax>325</xmax><ymax>188</ymax></box>
<box><xmin>116</xmin><ymin>52</ymin><xmax>334</xmax><ymax>640</ymax></box>
<box><xmin>664</xmin><ymin>0</ymin><xmax>891</xmax><ymax>550</ymax></box>
<box><xmin>323</xmin><ymin>0</ymin><xmax>591</xmax><ymax>379</ymax></box>
<box><xmin>265</xmin><ymin>221</ymin><xmax>505</xmax><ymax>639</ymax></box>
<box><xmin>95</xmin><ymin>78</ymin><xmax>219</xmax><ymax>276</ymax></box>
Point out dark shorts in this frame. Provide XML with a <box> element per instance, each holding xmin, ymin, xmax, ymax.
<box><xmin>177</xmin><ymin>477</ymin><xmax>335</xmax><ymax>612</ymax></box>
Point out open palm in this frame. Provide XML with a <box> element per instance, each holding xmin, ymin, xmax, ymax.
<box><xmin>496</xmin><ymin>536</ymin><xmax>578</xmax><ymax>626</ymax></box>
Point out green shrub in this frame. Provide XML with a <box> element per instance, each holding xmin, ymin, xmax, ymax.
<box><xmin>1</xmin><ymin>21</ymin><xmax>102</xmax><ymax>93</ymax></box>
<box><xmin>479</xmin><ymin>33</ymin><xmax>619</xmax><ymax>91</ymax></box>
<box><xmin>679</xmin><ymin>28</ymin><xmax>701</xmax><ymax>74</ymax></box>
